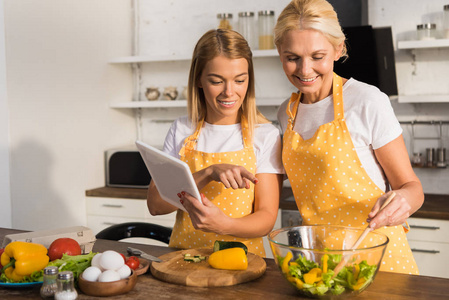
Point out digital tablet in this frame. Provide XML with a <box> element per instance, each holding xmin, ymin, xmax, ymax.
<box><xmin>135</xmin><ymin>140</ymin><xmax>202</xmax><ymax>212</ymax></box>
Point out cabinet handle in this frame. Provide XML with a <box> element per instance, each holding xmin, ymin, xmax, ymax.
<box><xmin>411</xmin><ymin>248</ymin><xmax>440</xmax><ymax>254</ymax></box>
<box><xmin>409</xmin><ymin>225</ymin><xmax>440</xmax><ymax>230</ymax></box>
<box><xmin>102</xmin><ymin>222</ymin><xmax>118</xmax><ymax>226</ymax></box>
<box><xmin>102</xmin><ymin>204</ymin><xmax>123</xmax><ymax>208</ymax></box>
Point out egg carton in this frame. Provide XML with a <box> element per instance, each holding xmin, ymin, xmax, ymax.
<box><xmin>2</xmin><ymin>226</ymin><xmax>96</xmax><ymax>254</ymax></box>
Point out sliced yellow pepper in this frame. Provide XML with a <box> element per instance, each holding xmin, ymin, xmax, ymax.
<box><xmin>208</xmin><ymin>247</ymin><xmax>247</xmax><ymax>270</ymax></box>
<box><xmin>281</xmin><ymin>251</ymin><xmax>293</xmax><ymax>274</ymax></box>
<box><xmin>352</xmin><ymin>277</ymin><xmax>367</xmax><ymax>290</ymax></box>
<box><xmin>322</xmin><ymin>254</ymin><xmax>329</xmax><ymax>273</ymax></box>
<box><xmin>1</xmin><ymin>241</ymin><xmax>49</xmax><ymax>282</ymax></box>
<box><xmin>303</xmin><ymin>267</ymin><xmax>322</xmax><ymax>284</ymax></box>
<box><xmin>287</xmin><ymin>276</ymin><xmax>304</xmax><ymax>289</ymax></box>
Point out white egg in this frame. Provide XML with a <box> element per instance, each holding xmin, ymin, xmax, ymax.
<box><xmin>99</xmin><ymin>250</ymin><xmax>125</xmax><ymax>271</ymax></box>
<box><xmin>82</xmin><ymin>266</ymin><xmax>102</xmax><ymax>282</ymax></box>
<box><xmin>98</xmin><ymin>270</ymin><xmax>121</xmax><ymax>282</ymax></box>
<box><xmin>91</xmin><ymin>253</ymin><xmax>104</xmax><ymax>271</ymax></box>
<box><xmin>116</xmin><ymin>264</ymin><xmax>131</xmax><ymax>279</ymax></box>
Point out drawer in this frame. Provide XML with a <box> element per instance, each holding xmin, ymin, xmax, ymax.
<box><xmin>409</xmin><ymin>240</ymin><xmax>449</xmax><ymax>278</ymax></box>
<box><xmin>407</xmin><ymin>217</ymin><xmax>449</xmax><ymax>243</ymax></box>
<box><xmin>86</xmin><ymin>197</ymin><xmax>148</xmax><ymax>219</ymax></box>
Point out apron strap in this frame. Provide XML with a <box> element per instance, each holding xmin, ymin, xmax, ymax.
<box><xmin>286</xmin><ymin>93</ymin><xmax>301</xmax><ymax>130</ymax></box>
<box><xmin>240</xmin><ymin>116</ymin><xmax>252</xmax><ymax>149</ymax></box>
<box><xmin>178</xmin><ymin>119</ymin><xmax>203</xmax><ymax>158</ymax></box>
<box><xmin>332</xmin><ymin>73</ymin><xmax>344</xmax><ymax>121</ymax></box>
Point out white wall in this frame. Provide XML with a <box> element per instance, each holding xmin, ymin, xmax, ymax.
<box><xmin>0</xmin><ymin>0</ymin><xmax>12</xmax><ymax>227</ymax></box>
<box><xmin>5</xmin><ymin>0</ymin><xmax>135</xmax><ymax>230</ymax></box>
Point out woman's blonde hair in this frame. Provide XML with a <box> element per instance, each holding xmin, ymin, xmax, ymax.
<box><xmin>187</xmin><ymin>29</ymin><xmax>270</xmax><ymax>142</ymax></box>
<box><xmin>274</xmin><ymin>0</ymin><xmax>347</xmax><ymax>59</ymax></box>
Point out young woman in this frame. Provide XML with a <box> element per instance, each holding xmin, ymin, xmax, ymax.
<box><xmin>275</xmin><ymin>0</ymin><xmax>423</xmax><ymax>274</ymax></box>
<box><xmin>147</xmin><ymin>29</ymin><xmax>284</xmax><ymax>256</ymax></box>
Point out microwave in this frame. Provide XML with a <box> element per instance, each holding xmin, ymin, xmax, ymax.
<box><xmin>105</xmin><ymin>147</ymin><xmax>151</xmax><ymax>188</ymax></box>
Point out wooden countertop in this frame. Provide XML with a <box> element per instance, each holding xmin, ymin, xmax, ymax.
<box><xmin>1</xmin><ymin>227</ymin><xmax>448</xmax><ymax>299</ymax></box>
<box><xmin>86</xmin><ymin>186</ymin><xmax>449</xmax><ymax>220</ymax></box>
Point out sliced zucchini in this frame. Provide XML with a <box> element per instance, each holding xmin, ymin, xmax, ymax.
<box><xmin>213</xmin><ymin>240</ymin><xmax>248</xmax><ymax>255</ymax></box>
<box><xmin>184</xmin><ymin>253</ymin><xmax>206</xmax><ymax>262</ymax></box>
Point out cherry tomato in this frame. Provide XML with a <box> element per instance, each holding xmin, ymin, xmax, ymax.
<box><xmin>48</xmin><ymin>238</ymin><xmax>82</xmax><ymax>261</ymax></box>
<box><xmin>125</xmin><ymin>256</ymin><xmax>140</xmax><ymax>270</ymax></box>
<box><xmin>119</xmin><ymin>253</ymin><xmax>126</xmax><ymax>263</ymax></box>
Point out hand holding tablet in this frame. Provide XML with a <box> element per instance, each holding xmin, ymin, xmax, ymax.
<box><xmin>135</xmin><ymin>141</ymin><xmax>202</xmax><ymax>212</ymax></box>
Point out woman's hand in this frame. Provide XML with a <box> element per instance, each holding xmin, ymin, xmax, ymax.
<box><xmin>367</xmin><ymin>191</ymin><xmax>412</xmax><ymax>229</ymax></box>
<box><xmin>179</xmin><ymin>192</ymin><xmax>231</xmax><ymax>235</ymax></box>
<box><xmin>198</xmin><ymin>164</ymin><xmax>258</xmax><ymax>190</ymax></box>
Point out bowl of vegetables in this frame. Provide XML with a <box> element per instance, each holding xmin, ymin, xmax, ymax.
<box><xmin>268</xmin><ymin>225</ymin><xmax>389</xmax><ymax>299</ymax></box>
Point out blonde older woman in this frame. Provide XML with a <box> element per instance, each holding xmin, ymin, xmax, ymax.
<box><xmin>275</xmin><ymin>0</ymin><xmax>423</xmax><ymax>274</ymax></box>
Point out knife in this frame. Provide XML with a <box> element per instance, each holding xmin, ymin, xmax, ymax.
<box><xmin>127</xmin><ymin>247</ymin><xmax>163</xmax><ymax>263</ymax></box>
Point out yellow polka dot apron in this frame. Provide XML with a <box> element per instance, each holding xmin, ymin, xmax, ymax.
<box><xmin>282</xmin><ymin>73</ymin><xmax>418</xmax><ymax>274</ymax></box>
<box><xmin>168</xmin><ymin>117</ymin><xmax>266</xmax><ymax>256</ymax></box>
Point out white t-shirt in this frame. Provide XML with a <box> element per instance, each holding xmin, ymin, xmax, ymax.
<box><xmin>277</xmin><ymin>78</ymin><xmax>402</xmax><ymax>191</ymax></box>
<box><xmin>163</xmin><ymin>116</ymin><xmax>284</xmax><ymax>174</ymax></box>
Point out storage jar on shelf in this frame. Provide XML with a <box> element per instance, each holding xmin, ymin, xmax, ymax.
<box><xmin>217</xmin><ymin>13</ymin><xmax>233</xmax><ymax>30</ymax></box>
<box><xmin>258</xmin><ymin>10</ymin><xmax>275</xmax><ymax>50</ymax></box>
<box><xmin>238</xmin><ymin>12</ymin><xmax>257</xmax><ymax>50</ymax></box>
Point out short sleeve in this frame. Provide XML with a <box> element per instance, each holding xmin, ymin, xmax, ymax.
<box><xmin>254</xmin><ymin>124</ymin><xmax>285</xmax><ymax>174</ymax></box>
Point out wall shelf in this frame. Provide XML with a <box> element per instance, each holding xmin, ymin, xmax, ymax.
<box><xmin>109</xmin><ymin>49</ymin><xmax>279</xmax><ymax>64</ymax></box>
<box><xmin>110</xmin><ymin>97</ymin><xmax>284</xmax><ymax>109</ymax></box>
<box><xmin>398</xmin><ymin>39</ymin><xmax>449</xmax><ymax>50</ymax></box>
<box><xmin>397</xmin><ymin>95</ymin><xmax>449</xmax><ymax>103</ymax></box>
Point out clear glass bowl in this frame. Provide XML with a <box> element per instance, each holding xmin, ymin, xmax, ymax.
<box><xmin>268</xmin><ymin>225</ymin><xmax>389</xmax><ymax>299</ymax></box>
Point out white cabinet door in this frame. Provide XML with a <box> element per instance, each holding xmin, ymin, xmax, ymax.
<box><xmin>407</xmin><ymin>217</ymin><xmax>449</xmax><ymax>278</ymax></box>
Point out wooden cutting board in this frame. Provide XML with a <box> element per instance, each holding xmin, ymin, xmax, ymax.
<box><xmin>150</xmin><ymin>248</ymin><xmax>266</xmax><ymax>287</ymax></box>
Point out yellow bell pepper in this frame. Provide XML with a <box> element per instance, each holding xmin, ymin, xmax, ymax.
<box><xmin>303</xmin><ymin>267</ymin><xmax>322</xmax><ymax>284</ymax></box>
<box><xmin>281</xmin><ymin>251</ymin><xmax>293</xmax><ymax>274</ymax></box>
<box><xmin>208</xmin><ymin>247</ymin><xmax>247</xmax><ymax>270</ymax></box>
<box><xmin>1</xmin><ymin>241</ymin><xmax>49</xmax><ymax>282</ymax></box>
<box><xmin>322</xmin><ymin>254</ymin><xmax>329</xmax><ymax>273</ymax></box>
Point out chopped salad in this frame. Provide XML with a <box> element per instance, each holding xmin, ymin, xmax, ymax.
<box><xmin>278</xmin><ymin>252</ymin><xmax>377</xmax><ymax>297</ymax></box>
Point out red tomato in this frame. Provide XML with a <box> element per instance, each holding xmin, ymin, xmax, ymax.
<box><xmin>48</xmin><ymin>238</ymin><xmax>82</xmax><ymax>261</ymax></box>
<box><xmin>125</xmin><ymin>256</ymin><xmax>140</xmax><ymax>270</ymax></box>
<box><xmin>119</xmin><ymin>253</ymin><xmax>126</xmax><ymax>263</ymax></box>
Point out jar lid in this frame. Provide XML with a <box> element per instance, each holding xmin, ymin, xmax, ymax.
<box><xmin>217</xmin><ymin>13</ymin><xmax>233</xmax><ymax>19</ymax></box>
<box><xmin>238</xmin><ymin>12</ymin><xmax>255</xmax><ymax>17</ymax></box>
<box><xmin>57</xmin><ymin>271</ymin><xmax>74</xmax><ymax>280</ymax></box>
<box><xmin>44</xmin><ymin>266</ymin><xmax>59</xmax><ymax>275</ymax></box>
<box><xmin>258</xmin><ymin>10</ymin><xmax>275</xmax><ymax>16</ymax></box>
<box><xmin>417</xmin><ymin>23</ymin><xmax>436</xmax><ymax>29</ymax></box>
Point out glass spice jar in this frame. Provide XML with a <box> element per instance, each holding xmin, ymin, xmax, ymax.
<box><xmin>217</xmin><ymin>13</ymin><xmax>233</xmax><ymax>30</ymax></box>
<box><xmin>444</xmin><ymin>5</ymin><xmax>449</xmax><ymax>39</ymax></box>
<box><xmin>238</xmin><ymin>12</ymin><xmax>257</xmax><ymax>50</ymax></box>
<box><xmin>258</xmin><ymin>10</ymin><xmax>275</xmax><ymax>50</ymax></box>
<box><xmin>40</xmin><ymin>266</ymin><xmax>59</xmax><ymax>299</ymax></box>
<box><xmin>55</xmin><ymin>271</ymin><xmax>78</xmax><ymax>300</ymax></box>
<box><xmin>417</xmin><ymin>23</ymin><xmax>437</xmax><ymax>40</ymax></box>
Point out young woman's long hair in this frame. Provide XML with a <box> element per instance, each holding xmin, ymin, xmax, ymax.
<box><xmin>187</xmin><ymin>29</ymin><xmax>270</xmax><ymax>142</ymax></box>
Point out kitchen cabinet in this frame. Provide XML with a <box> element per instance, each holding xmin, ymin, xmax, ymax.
<box><xmin>86</xmin><ymin>196</ymin><xmax>176</xmax><ymax>245</ymax></box>
<box><xmin>407</xmin><ymin>217</ymin><xmax>449</xmax><ymax>278</ymax></box>
<box><xmin>108</xmin><ymin>49</ymin><xmax>286</xmax><ymax>108</ymax></box>
<box><xmin>396</xmin><ymin>39</ymin><xmax>449</xmax><ymax>103</ymax></box>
